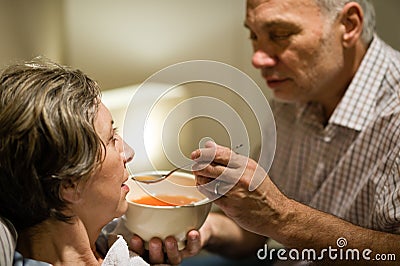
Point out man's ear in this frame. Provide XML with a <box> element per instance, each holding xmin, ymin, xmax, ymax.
<box><xmin>60</xmin><ymin>179</ymin><xmax>81</xmax><ymax>203</ymax></box>
<box><xmin>340</xmin><ymin>2</ymin><xmax>364</xmax><ymax>48</ymax></box>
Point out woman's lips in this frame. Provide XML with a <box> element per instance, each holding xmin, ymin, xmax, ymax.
<box><xmin>121</xmin><ymin>174</ymin><xmax>130</xmax><ymax>192</ymax></box>
<box><xmin>121</xmin><ymin>183</ymin><xmax>130</xmax><ymax>192</ymax></box>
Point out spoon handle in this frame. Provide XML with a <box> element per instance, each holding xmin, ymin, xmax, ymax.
<box><xmin>165</xmin><ymin>143</ymin><xmax>243</xmax><ymax>176</ymax></box>
<box><xmin>162</xmin><ymin>161</ymin><xmax>194</xmax><ymax>177</ymax></box>
<box><xmin>130</xmin><ymin>144</ymin><xmax>243</xmax><ymax>183</ymax></box>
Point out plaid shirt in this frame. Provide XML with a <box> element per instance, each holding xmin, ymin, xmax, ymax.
<box><xmin>268</xmin><ymin>36</ymin><xmax>400</xmax><ymax>233</ymax></box>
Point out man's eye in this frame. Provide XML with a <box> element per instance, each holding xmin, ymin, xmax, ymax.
<box><xmin>270</xmin><ymin>31</ymin><xmax>292</xmax><ymax>40</ymax></box>
<box><xmin>249</xmin><ymin>31</ymin><xmax>257</xmax><ymax>41</ymax></box>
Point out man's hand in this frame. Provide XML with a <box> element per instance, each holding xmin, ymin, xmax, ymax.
<box><xmin>191</xmin><ymin>141</ymin><xmax>288</xmax><ymax>237</ymax></box>
<box><xmin>191</xmin><ymin>142</ymin><xmax>400</xmax><ymax>266</ymax></box>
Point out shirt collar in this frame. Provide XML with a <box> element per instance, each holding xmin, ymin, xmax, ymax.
<box><xmin>329</xmin><ymin>36</ymin><xmax>390</xmax><ymax>131</ymax></box>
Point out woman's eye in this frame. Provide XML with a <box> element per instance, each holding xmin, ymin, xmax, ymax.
<box><xmin>112</xmin><ymin>128</ymin><xmax>119</xmax><ymax>143</ymax></box>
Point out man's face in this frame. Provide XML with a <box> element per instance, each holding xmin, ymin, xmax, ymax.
<box><xmin>246</xmin><ymin>0</ymin><xmax>345</xmax><ymax>104</ymax></box>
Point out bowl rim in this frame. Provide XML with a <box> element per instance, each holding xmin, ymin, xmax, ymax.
<box><xmin>126</xmin><ymin>198</ymin><xmax>211</xmax><ymax>209</ymax></box>
<box><xmin>126</xmin><ymin>170</ymin><xmax>211</xmax><ymax>208</ymax></box>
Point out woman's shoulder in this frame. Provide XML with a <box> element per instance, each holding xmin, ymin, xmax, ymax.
<box><xmin>13</xmin><ymin>251</ymin><xmax>52</xmax><ymax>266</ymax></box>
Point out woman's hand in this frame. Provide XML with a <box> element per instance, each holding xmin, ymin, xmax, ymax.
<box><xmin>129</xmin><ymin>227</ymin><xmax>208</xmax><ymax>265</ymax></box>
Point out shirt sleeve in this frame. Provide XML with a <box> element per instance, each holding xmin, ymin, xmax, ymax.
<box><xmin>0</xmin><ymin>217</ymin><xmax>17</xmax><ymax>266</ymax></box>
<box><xmin>374</xmin><ymin>156</ymin><xmax>400</xmax><ymax>234</ymax></box>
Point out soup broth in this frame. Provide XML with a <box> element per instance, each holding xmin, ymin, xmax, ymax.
<box><xmin>132</xmin><ymin>195</ymin><xmax>199</xmax><ymax>206</ymax></box>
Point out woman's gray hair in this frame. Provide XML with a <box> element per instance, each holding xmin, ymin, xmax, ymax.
<box><xmin>315</xmin><ymin>0</ymin><xmax>376</xmax><ymax>45</ymax></box>
<box><xmin>0</xmin><ymin>58</ymin><xmax>103</xmax><ymax>230</ymax></box>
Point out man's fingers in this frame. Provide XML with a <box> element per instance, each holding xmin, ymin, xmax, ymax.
<box><xmin>192</xmin><ymin>143</ymin><xmax>243</xmax><ymax>167</ymax></box>
<box><xmin>192</xmin><ymin>162</ymin><xmax>226</xmax><ymax>178</ymax></box>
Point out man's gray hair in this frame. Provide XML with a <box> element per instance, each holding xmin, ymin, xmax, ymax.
<box><xmin>315</xmin><ymin>0</ymin><xmax>376</xmax><ymax>45</ymax></box>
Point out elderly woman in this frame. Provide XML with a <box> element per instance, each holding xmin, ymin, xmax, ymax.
<box><xmin>0</xmin><ymin>59</ymin><xmax>148</xmax><ymax>265</ymax></box>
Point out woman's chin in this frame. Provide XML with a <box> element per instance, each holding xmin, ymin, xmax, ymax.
<box><xmin>120</xmin><ymin>200</ymin><xmax>129</xmax><ymax>214</ymax></box>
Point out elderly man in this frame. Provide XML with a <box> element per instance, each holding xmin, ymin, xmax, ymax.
<box><xmin>132</xmin><ymin>0</ymin><xmax>400</xmax><ymax>265</ymax></box>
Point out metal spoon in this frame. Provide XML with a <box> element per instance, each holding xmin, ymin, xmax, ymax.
<box><xmin>130</xmin><ymin>144</ymin><xmax>243</xmax><ymax>184</ymax></box>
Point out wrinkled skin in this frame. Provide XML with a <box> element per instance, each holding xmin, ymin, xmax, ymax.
<box><xmin>191</xmin><ymin>141</ymin><xmax>288</xmax><ymax>238</ymax></box>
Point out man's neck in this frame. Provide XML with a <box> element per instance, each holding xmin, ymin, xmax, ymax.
<box><xmin>320</xmin><ymin>40</ymin><xmax>368</xmax><ymax>121</ymax></box>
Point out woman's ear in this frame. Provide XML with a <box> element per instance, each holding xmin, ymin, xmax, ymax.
<box><xmin>340</xmin><ymin>2</ymin><xmax>364</xmax><ymax>48</ymax></box>
<box><xmin>60</xmin><ymin>179</ymin><xmax>81</xmax><ymax>203</ymax></box>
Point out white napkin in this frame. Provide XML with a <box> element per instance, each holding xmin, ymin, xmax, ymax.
<box><xmin>102</xmin><ymin>235</ymin><xmax>149</xmax><ymax>266</ymax></box>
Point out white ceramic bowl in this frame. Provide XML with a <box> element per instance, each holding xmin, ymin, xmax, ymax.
<box><xmin>124</xmin><ymin>171</ymin><xmax>212</xmax><ymax>250</ymax></box>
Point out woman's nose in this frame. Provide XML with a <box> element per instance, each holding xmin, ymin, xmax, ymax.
<box><xmin>122</xmin><ymin>141</ymin><xmax>134</xmax><ymax>163</ymax></box>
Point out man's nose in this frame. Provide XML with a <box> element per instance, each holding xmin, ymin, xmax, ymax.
<box><xmin>252</xmin><ymin>49</ymin><xmax>277</xmax><ymax>69</ymax></box>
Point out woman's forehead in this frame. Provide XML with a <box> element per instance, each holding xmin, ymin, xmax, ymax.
<box><xmin>94</xmin><ymin>103</ymin><xmax>113</xmax><ymax>140</ymax></box>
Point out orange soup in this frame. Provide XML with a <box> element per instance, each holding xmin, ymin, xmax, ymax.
<box><xmin>132</xmin><ymin>195</ymin><xmax>199</xmax><ymax>206</ymax></box>
<box><xmin>133</xmin><ymin>176</ymin><xmax>159</xmax><ymax>182</ymax></box>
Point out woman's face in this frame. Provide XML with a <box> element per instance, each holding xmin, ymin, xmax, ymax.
<box><xmin>73</xmin><ymin>102</ymin><xmax>134</xmax><ymax>229</ymax></box>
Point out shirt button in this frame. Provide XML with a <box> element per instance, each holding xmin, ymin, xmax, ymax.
<box><xmin>323</xmin><ymin>136</ymin><xmax>332</xmax><ymax>142</ymax></box>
